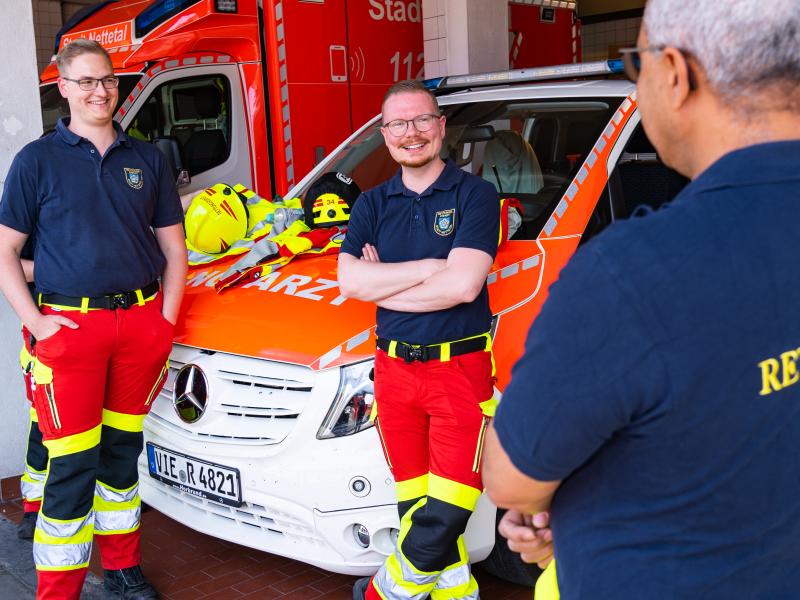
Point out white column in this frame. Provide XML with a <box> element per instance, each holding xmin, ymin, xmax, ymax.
<box><xmin>0</xmin><ymin>2</ymin><xmax>43</xmax><ymax>483</ymax></box>
<box><xmin>423</xmin><ymin>0</ymin><xmax>509</xmax><ymax>78</ymax></box>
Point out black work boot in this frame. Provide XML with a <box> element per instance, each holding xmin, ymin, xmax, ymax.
<box><xmin>103</xmin><ymin>565</ymin><xmax>159</xmax><ymax>599</ymax></box>
<box><xmin>17</xmin><ymin>511</ymin><xmax>37</xmax><ymax>540</ymax></box>
<box><xmin>352</xmin><ymin>576</ymin><xmax>371</xmax><ymax>600</ymax></box>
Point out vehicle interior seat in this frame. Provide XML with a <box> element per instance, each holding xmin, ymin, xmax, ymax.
<box><xmin>481</xmin><ymin>130</ymin><xmax>551</xmax><ymax>238</ymax></box>
<box><xmin>614</xmin><ymin>127</ymin><xmax>690</xmax><ymax>217</ymax></box>
<box><xmin>183</xmin><ymin>87</ymin><xmax>228</xmax><ymax>174</ymax></box>
<box><xmin>482</xmin><ymin>130</ymin><xmax>544</xmax><ymax>196</ymax></box>
<box><xmin>131</xmin><ymin>100</ymin><xmax>159</xmax><ymax>141</ymax></box>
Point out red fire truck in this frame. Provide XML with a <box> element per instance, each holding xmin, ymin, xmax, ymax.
<box><xmin>39</xmin><ymin>0</ymin><xmax>423</xmax><ymax>199</ymax></box>
<box><xmin>509</xmin><ymin>0</ymin><xmax>581</xmax><ymax>69</ymax></box>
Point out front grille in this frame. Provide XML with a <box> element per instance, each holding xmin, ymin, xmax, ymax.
<box><xmin>150</xmin><ymin>345</ymin><xmax>317</xmax><ymax>444</ymax></box>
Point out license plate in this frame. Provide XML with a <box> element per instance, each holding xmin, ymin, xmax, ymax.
<box><xmin>146</xmin><ymin>443</ymin><xmax>242</xmax><ymax>507</ymax></box>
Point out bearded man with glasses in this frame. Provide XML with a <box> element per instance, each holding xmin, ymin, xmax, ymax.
<box><xmin>0</xmin><ymin>39</ymin><xmax>186</xmax><ymax>600</ymax></box>
<box><xmin>483</xmin><ymin>0</ymin><xmax>800</xmax><ymax>598</ymax></box>
<box><xmin>338</xmin><ymin>80</ymin><xmax>500</xmax><ymax>600</ymax></box>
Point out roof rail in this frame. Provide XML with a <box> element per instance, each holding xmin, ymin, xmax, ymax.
<box><xmin>424</xmin><ymin>59</ymin><xmax>626</xmax><ymax>92</ymax></box>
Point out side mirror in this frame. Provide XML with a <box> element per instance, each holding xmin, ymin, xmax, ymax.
<box><xmin>152</xmin><ymin>136</ymin><xmax>191</xmax><ymax>188</ymax></box>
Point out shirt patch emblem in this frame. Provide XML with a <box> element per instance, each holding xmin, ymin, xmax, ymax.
<box><xmin>124</xmin><ymin>168</ymin><xmax>143</xmax><ymax>190</ymax></box>
<box><xmin>434</xmin><ymin>209</ymin><xmax>455</xmax><ymax>236</ymax></box>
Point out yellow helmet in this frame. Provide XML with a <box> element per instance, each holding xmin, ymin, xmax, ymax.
<box><xmin>304</xmin><ymin>172</ymin><xmax>361</xmax><ymax>228</ymax></box>
<box><xmin>310</xmin><ymin>193</ymin><xmax>352</xmax><ymax>226</ymax></box>
<box><xmin>185</xmin><ymin>184</ymin><xmax>248</xmax><ymax>254</ymax></box>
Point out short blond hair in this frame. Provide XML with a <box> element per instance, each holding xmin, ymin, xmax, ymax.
<box><xmin>381</xmin><ymin>80</ymin><xmax>440</xmax><ymax>117</ymax></box>
<box><xmin>56</xmin><ymin>39</ymin><xmax>112</xmax><ymax>76</ymax></box>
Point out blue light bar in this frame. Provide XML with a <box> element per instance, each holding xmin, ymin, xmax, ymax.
<box><xmin>135</xmin><ymin>0</ymin><xmax>200</xmax><ymax>38</ymax></box>
<box><xmin>424</xmin><ymin>60</ymin><xmax>626</xmax><ymax>91</ymax></box>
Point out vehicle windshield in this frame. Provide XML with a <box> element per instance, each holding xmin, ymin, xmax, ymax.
<box><xmin>298</xmin><ymin>96</ymin><xmax>623</xmax><ymax>240</ymax></box>
<box><xmin>39</xmin><ymin>74</ymin><xmax>142</xmax><ymax>135</ymax></box>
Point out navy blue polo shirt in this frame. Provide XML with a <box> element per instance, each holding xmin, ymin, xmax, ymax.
<box><xmin>21</xmin><ymin>235</ymin><xmax>35</xmax><ymax>299</ymax></box>
<box><xmin>341</xmin><ymin>160</ymin><xmax>499</xmax><ymax>345</ymax></box>
<box><xmin>495</xmin><ymin>141</ymin><xmax>800</xmax><ymax>599</ymax></box>
<box><xmin>0</xmin><ymin>118</ymin><xmax>183</xmax><ymax>296</ymax></box>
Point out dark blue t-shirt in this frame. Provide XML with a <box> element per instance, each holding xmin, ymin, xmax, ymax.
<box><xmin>0</xmin><ymin>118</ymin><xmax>183</xmax><ymax>296</ymax></box>
<box><xmin>495</xmin><ymin>141</ymin><xmax>800</xmax><ymax>599</ymax></box>
<box><xmin>341</xmin><ymin>160</ymin><xmax>500</xmax><ymax>345</ymax></box>
<box><xmin>21</xmin><ymin>235</ymin><xmax>35</xmax><ymax>299</ymax></box>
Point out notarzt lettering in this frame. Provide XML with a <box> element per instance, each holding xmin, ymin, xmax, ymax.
<box><xmin>758</xmin><ymin>346</ymin><xmax>800</xmax><ymax>396</ymax></box>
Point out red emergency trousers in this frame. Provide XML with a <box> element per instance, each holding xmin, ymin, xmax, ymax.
<box><xmin>20</xmin><ymin>326</ymin><xmax>48</xmax><ymax>513</ymax></box>
<box><xmin>31</xmin><ymin>293</ymin><xmax>172</xmax><ymax>600</ymax></box>
<box><xmin>366</xmin><ymin>345</ymin><xmax>494</xmax><ymax>600</ymax></box>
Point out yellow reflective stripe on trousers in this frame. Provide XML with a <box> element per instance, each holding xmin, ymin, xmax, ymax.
<box><xmin>94</xmin><ymin>481</ymin><xmax>141</xmax><ymax>535</ymax></box>
<box><xmin>427</xmin><ymin>474</ymin><xmax>481</xmax><ymax>512</ymax></box>
<box><xmin>395</xmin><ymin>474</ymin><xmax>428</xmax><ymax>503</ymax></box>
<box><xmin>19</xmin><ymin>344</ymin><xmax>32</xmax><ymax>370</ymax></box>
<box><xmin>34</xmin><ymin>512</ymin><xmax>93</xmax><ymax>571</ymax></box>
<box><xmin>43</xmin><ymin>424</ymin><xmax>102</xmax><ymax>458</ymax></box>
<box><xmin>102</xmin><ymin>409</ymin><xmax>146</xmax><ymax>433</ymax></box>
<box><xmin>535</xmin><ymin>560</ymin><xmax>560</xmax><ymax>600</ymax></box>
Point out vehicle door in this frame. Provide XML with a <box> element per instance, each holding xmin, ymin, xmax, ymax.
<box><xmin>116</xmin><ymin>62</ymin><xmax>251</xmax><ymax>196</ymax></box>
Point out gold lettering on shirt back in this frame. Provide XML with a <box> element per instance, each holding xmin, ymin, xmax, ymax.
<box><xmin>758</xmin><ymin>347</ymin><xmax>800</xmax><ymax>396</ymax></box>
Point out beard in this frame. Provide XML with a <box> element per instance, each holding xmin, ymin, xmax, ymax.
<box><xmin>391</xmin><ymin>137</ymin><xmax>439</xmax><ymax>169</ymax></box>
<box><xmin>396</xmin><ymin>153</ymin><xmax>437</xmax><ymax>168</ymax></box>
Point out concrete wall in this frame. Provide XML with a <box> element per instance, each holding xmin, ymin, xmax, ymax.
<box><xmin>582</xmin><ymin>14</ymin><xmax>642</xmax><ymax>62</ymax></box>
<box><xmin>423</xmin><ymin>0</ymin><xmax>508</xmax><ymax>78</ymax></box>
<box><xmin>0</xmin><ymin>2</ymin><xmax>43</xmax><ymax>482</ymax></box>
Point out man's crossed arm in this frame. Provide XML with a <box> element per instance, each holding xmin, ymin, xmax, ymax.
<box><xmin>337</xmin><ymin>243</ymin><xmax>493</xmax><ymax>312</ymax></box>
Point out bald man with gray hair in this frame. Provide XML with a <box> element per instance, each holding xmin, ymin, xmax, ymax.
<box><xmin>482</xmin><ymin>1</ymin><xmax>800</xmax><ymax>598</ymax></box>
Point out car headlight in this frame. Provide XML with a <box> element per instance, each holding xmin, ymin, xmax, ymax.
<box><xmin>317</xmin><ymin>359</ymin><xmax>375</xmax><ymax>439</ymax></box>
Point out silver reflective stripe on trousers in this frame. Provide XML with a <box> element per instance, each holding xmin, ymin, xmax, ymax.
<box><xmin>435</xmin><ymin>562</ymin><xmax>471</xmax><ymax>591</ymax></box>
<box><xmin>34</xmin><ymin>542</ymin><xmax>92</xmax><ymax>569</ymax></box>
<box><xmin>95</xmin><ymin>482</ymin><xmax>138</xmax><ymax>503</ymax></box>
<box><xmin>94</xmin><ymin>505</ymin><xmax>141</xmax><ymax>534</ymax></box>
<box><xmin>21</xmin><ymin>469</ymin><xmax>46</xmax><ymax>501</ymax></box>
<box><xmin>372</xmin><ymin>550</ymin><xmax>439</xmax><ymax>600</ymax></box>
<box><xmin>36</xmin><ymin>512</ymin><xmax>92</xmax><ymax>539</ymax></box>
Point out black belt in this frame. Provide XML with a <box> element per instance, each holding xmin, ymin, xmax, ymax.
<box><xmin>376</xmin><ymin>335</ymin><xmax>488</xmax><ymax>363</ymax></box>
<box><xmin>39</xmin><ymin>281</ymin><xmax>160</xmax><ymax>310</ymax></box>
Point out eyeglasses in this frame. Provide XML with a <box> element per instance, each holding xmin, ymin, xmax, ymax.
<box><xmin>382</xmin><ymin>113</ymin><xmax>441</xmax><ymax>137</ymax></box>
<box><xmin>61</xmin><ymin>76</ymin><xmax>120</xmax><ymax>91</ymax></box>
<box><xmin>618</xmin><ymin>46</ymin><xmax>666</xmax><ymax>82</ymax></box>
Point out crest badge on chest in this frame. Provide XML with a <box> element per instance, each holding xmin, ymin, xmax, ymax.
<box><xmin>124</xmin><ymin>168</ymin><xmax>143</xmax><ymax>190</ymax></box>
<box><xmin>434</xmin><ymin>208</ymin><xmax>455</xmax><ymax>236</ymax></box>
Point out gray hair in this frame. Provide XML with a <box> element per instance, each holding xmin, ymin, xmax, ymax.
<box><xmin>56</xmin><ymin>39</ymin><xmax>112</xmax><ymax>76</ymax></box>
<box><xmin>643</xmin><ymin>0</ymin><xmax>800</xmax><ymax>106</ymax></box>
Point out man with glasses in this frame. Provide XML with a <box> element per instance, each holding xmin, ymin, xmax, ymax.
<box><xmin>338</xmin><ymin>80</ymin><xmax>500</xmax><ymax>600</ymax></box>
<box><xmin>0</xmin><ymin>39</ymin><xmax>186</xmax><ymax>600</ymax></box>
<box><xmin>483</xmin><ymin>0</ymin><xmax>800</xmax><ymax>598</ymax></box>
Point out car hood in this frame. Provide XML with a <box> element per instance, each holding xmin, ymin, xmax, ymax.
<box><xmin>173</xmin><ymin>240</ymin><xmax>552</xmax><ymax>371</ymax></box>
<box><xmin>174</xmin><ymin>255</ymin><xmax>376</xmax><ymax>370</ymax></box>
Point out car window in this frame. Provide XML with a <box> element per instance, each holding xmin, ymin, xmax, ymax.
<box><xmin>304</xmin><ymin>97</ymin><xmax>621</xmax><ymax>241</ymax></box>
<box><xmin>125</xmin><ymin>75</ymin><xmax>231</xmax><ymax>176</ymax></box>
<box><xmin>39</xmin><ymin>75</ymin><xmax>141</xmax><ymax>135</ymax></box>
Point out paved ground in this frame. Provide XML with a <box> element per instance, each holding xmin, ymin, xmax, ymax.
<box><xmin>0</xmin><ymin>488</ymin><xmax>532</xmax><ymax>599</ymax></box>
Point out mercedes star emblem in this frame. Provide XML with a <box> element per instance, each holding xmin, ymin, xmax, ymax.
<box><xmin>172</xmin><ymin>364</ymin><xmax>209</xmax><ymax>423</ymax></box>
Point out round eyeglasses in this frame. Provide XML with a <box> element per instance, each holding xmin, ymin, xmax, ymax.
<box><xmin>381</xmin><ymin>113</ymin><xmax>441</xmax><ymax>137</ymax></box>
